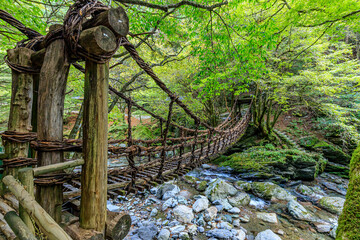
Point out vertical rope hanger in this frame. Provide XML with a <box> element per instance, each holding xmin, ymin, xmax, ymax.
<box><xmin>176</xmin><ymin>129</ymin><xmax>186</xmax><ymax>173</ymax></box>
<box><xmin>157</xmin><ymin>99</ymin><xmax>175</xmax><ymax>180</ymax></box>
<box><xmin>190</xmin><ymin>120</ymin><xmax>200</xmax><ymax>167</ymax></box>
<box><xmin>126</xmin><ymin>98</ymin><xmax>138</xmax><ymax>190</ymax></box>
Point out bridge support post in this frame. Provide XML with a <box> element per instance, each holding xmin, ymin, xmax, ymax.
<box><xmin>36</xmin><ymin>33</ymin><xmax>70</xmax><ymax>223</ymax></box>
<box><xmin>80</xmin><ymin>60</ymin><xmax>109</xmax><ymax>232</ymax></box>
<box><xmin>1</xmin><ymin>48</ymin><xmax>34</xmax><ymax>182</ymax></box>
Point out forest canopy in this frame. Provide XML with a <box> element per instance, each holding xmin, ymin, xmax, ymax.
<box><xmin>0</xmin><ymin>0</ymin><xmax>359</xmax><ymax>146</ymax></box>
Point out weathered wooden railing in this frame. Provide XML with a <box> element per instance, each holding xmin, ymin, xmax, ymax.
<box><xmin>3</xmin><ymin>175</ymin><xmax>72</xmax><ymax>240</ymax></box>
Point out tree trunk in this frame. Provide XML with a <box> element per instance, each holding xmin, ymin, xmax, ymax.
<box><xmin>36</xmin><ymin>39</ymin><xmax>70</xmax><ymax>223</ymax></box>
<box><xmin>337</xmin><ymin>145</ymin><xmax>360</xmax><ymax>239</ymax></box>
<box><xmin>80</xmin><ymin>61</ymin><xmax>109</xmax><ymax>232</ymax></box>
<box><xmin>3</xmin><ymin>48</ymin><xmax>34</xmax><ymax>179</ymax></box>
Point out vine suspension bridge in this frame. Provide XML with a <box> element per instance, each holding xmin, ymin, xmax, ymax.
<box><xmin>0</xmin><ymin>1</ymin><xmax>252</xmax><ymax>239</ymax></box>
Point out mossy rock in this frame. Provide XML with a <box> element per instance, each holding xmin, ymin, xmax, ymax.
<box><xmin>218</xmin><ymin>147</ymin><xmax>327</xmax><ymax>181</ymax></box>
<box><xmin>299</xmin><ymin>136</ymin><xmax>320</xmax><ymax>150</ymax></box>
<box><xmin>211</xmin><ymin>155</ymin><xmax>230</xmax><ymax>165</ymax></box>
<box><xmin>319</xmin><ymin>196</ymin><xmax>345</xmax><ymax>215</ymax></box>
<box><xmin>196</xmin><ymin>181</ymin><xmax>208</xmax><ymax>192</ymax></box>
<box><xmin>324</xmin><ymin>162</ymin><xmax>349</xmax><ymax>178</ymax></box>
<box><xmin>251</xmin><ymin>182</ymin><xmax>296</xmax><ymax>202</ymax></box>
<box><xmin>313</xmin><ymin>141</ymin><xmax>351</xmax><ymax>164</ymax></box>
<box><xmin>234</xmin><ymin>180</ymin><xmax>251</xmax><ymax>192</ymax></box>
<box><xmin>183</xmin><ymin>175</ymin><xmax>199</xmax><ymax>184</ymax></box>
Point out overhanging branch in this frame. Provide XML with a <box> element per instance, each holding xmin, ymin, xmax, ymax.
<box><xmin>115</xmin><ymin>0</ymin><xmax>228</xmax><ymax>12</ymax></box>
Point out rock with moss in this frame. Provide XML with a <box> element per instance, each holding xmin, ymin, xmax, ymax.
<box><xmin>319</xmin><ymin>196</ymin><xmax>345</xmax><ymax>215</ymax></box>
<box><xmin>299</xmin><ymin>136</ymin><xmax>320</xmax><ymax>150</ymax></box>
<box><xmin>295</xmin><ymin>185</ymin><xmax>325</xmax><ymax>201</ymax></box>
<box><xmin>196</xmin><ymin>181</ymin><xmax>208</xmax><ymax>192</ymax></box>
<box><xmin>313</xmin><ymin>141</ymin><xmax>350</xmax><ymax>164</ymax></box>
<box><xmin>212</xmin><ymin>155</ymin><xmax>230</xmax><ymax>165</ymax></box>
<box><xmin>220</xmin><ymin>147</ymin><xmax>327</xmax><ymax>181</ymax></box>
<box><xmin>287</xmin><ymin>200</ymin><xmax>317</xmax><ymax>221</ymax></box>
<box><xmin>337</xmin><ymin>145</ymin><xmax>360</xmax><ymax>239</ymax></box>
<box><xmin>183</xmin><ymin>175</ymin><xmax>199</xmax><ymax>184</ymax></box>
<box><xmin>252</xmin><ymin>182</ymin><xmax>296</xmax><ymax>202</ymax></box>
<box><xmin>228</xmin><ymin>192</ymin><xmax>251</xmax><ymax>207</ymax></box>
<box><xmin>234</xmin><ymin>180</ymin><xmax>252</xmax><ymax>192</ymax></box>
<box><xmin>324</xmin><ymin>162</ymin><xmax>349</xmax><ymax>178</ymax></box>
<box><xmin>205</xmin><ymin>179</ymin><xmax>237</xmax><ymax>202</ymax></box>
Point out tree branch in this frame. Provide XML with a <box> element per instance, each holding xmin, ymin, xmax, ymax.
<box><xmin>115</xmin><ymin>0</ymin><xmax>228</xmax><ymax>12</ymax></box>
<box><xmin>300</xmin><ymin>9</ymin><xmax>360</xmax><ymax>27</ymax></box>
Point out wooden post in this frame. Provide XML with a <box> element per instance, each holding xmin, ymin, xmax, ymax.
<box><xmin>4</xmin><ymin>211</ymin><xmax>37</xmax><ymax>240</ymax></box>
<box><xmin>82</xmin><ymin>7</ymin><xmax>129</xmax><ymax>37</ymax></box>
<box><xmin>2</xmin><ymin>47</ymin><xmax>34</xmax><ymax>180</ymax></box>
<box><xmin>3</xmin><ymin>175</ymin><xmax>72</xmax><ymax>240</ymax></box>
<box><xmin>80</xmin><ymin>59</ymin><xmax>109</xmax><ymax>232</ymax></box>
<box><xmin>36</xmin><ymin>35</ymin><xmax>70</xmax><ymax>222</ymax></box>
<box><xmin>0</xmin><ymin>212</ymin><xmax>16</xmax><ymax>240</ymax></box>
<box><xmin>106</xmin><ymin>211</ymin><xmax>131</xmax><ymax>240</ymax></box>
<box><xmin>18</xmin><ymin>168</ymin><xmax>35</xmax><ymax>234</ymax></box>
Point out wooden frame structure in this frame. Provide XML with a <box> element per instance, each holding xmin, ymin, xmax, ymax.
<box><xmin>0</xmin><ymin>1</ymin><xmax>130</xmax><ymax>239</ymax></box>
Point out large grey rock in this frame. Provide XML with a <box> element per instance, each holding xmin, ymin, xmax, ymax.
<box><xmin>188</xmin><ymin>224</ymin><xmax>198</xmax><ymax>236</ymax></box>
<box><xmin>137</xmin><ymin>222</ymin><xmax>158</xmax><ymax>240</ymax></box>
<box><xmin>179</xmin><ymin>232</ymin><xmax>190</xmax><ymax>240</ymax></box>
<box><xmin>213</xmin><ymin>198</ymin><xmax>233</xmax><ymax>211</ymax></box>
<box><xmin>314</xmin><ymin>222</ymin><xmax>331</xmax><ymax>233</ymax></box>
<box><xmin>204</xmin><ymin>206</ymin><xmax>218</xmax><ymax>221</ymax></box>
<box><xmin>287</xmin><ymin>200</ymin><xmax>316</xmax><ymax>221</ymax></box>
<box><xmin>228</xmin><ymin>207</ymin><xmax>241</xmax><ymax>214</ymax></box>
<box><xmin>319</xmin><ymin>197</ymin><xmax>345</xmax><ymax>215</ymax></box>
<box><xmin>193</xmin><ymin>197</ymin><xmax>209</xmax><ymax>213</ymax></box>
<box><xmin>228</xmin><ymin>192</ymin><xmax>251</xmax><ymax>207</ymax></box>
<box><xmin>330</xmin><ymin>226</ymin><xmax>337</xmax><ymax>239</ymax></box>
<box><xmin>157</xmin><ymin>229</ymin><xmax>170</xmax><ymax>240</ymax></box>
<box><xmin>252</xmin><ymin>182</ymin><xmax>296</xmax><ymax>202</ymax></box>
<box><xmin>296</xmin><ymin>185</ymin><xmax>324</xmax><ymax>201</ymax></box>
<box><xmin>256</xmin><ymin>212</ymin><xmax>278</xmax><ymax>224</ymax></box>
<box><xmin>170</xmin><ymin>225</ymin><xmax>186</xmax><ymax>235</ymax></box>
<box><xmin>236</xmin><ymin>229</ymin><xmax>246</xmax><ymax>240</ymax></box>
<box><xmin>156</xmin><ymin>184</ymin><xmax>180</xmax><ymax>200</ymax></box>
<box><xmin>255</xmin><ymin>229</ymin><xmax>282</xmax><ymax>240</ymax></box>
<box><xmin>205</xmin><ymin>179</ymin><xmax>237</xmax><ymax>202</ymax></box>
<box><xmin>150</xmin><ymin>208</ymin><xmax>158</xmax><ymax>217</ymax></box>
<box><xmin>173</xmin><ymin>205</ymin><xmax>194</xmax><ymax>223</ymax></box>
<box><xmin>162</xmin><ymin>197</ymin><xmax>178</xmax><ymax>211</ymax></box>
<box><xmin>218</xmin><ymin>221</ymin><xmax>233</xmax><ymax>230</ymax></box>
<box><xmin>206</xmin><ymin>229</ymin><xmax>234</xmax><ymax>239</ymax></box>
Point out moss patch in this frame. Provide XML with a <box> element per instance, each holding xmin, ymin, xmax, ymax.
<box><xmin>313</xmin><ymin>141</ymin><xmax>351</xmax><ymax>164</ymax></box>
<box><xmin>216</xmin><ymin>146</ymin><xmax>327</xmax><ymax>181</ymax></box>
<box><xmin>337</xmin><ymin>145</ymin><xmax>360</xmax><ymax>239</ymax></box>
<box><xmin>299</xmin><ymin>136</ymin><xmax>320</xmax><ymax>149</ymax></box>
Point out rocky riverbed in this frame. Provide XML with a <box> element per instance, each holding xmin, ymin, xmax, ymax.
<box><xmin>107</xmin><ymin>164</ymin><xmax>348</xmax><ymax>240</ymax></box>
